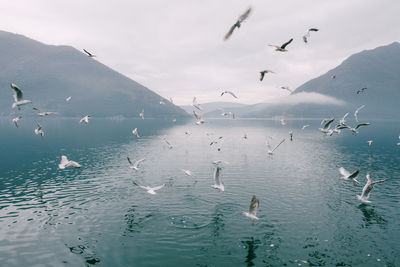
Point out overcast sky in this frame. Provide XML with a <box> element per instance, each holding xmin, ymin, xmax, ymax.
<box><xmin>1</xmin><ymin>0</ymin><xmax>399</xmax><ymax>105</ymax></box>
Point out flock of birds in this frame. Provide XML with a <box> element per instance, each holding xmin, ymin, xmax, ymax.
<box><xmin>7</xmin><ymin>6</ymin><xmax>398</xmax><ymax>226</ymax></box>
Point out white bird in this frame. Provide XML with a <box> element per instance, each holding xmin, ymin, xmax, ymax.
<box><xmin>10</xmin><ymin>83</ymin><xmax>32</xmax><ymax>110</ymax></box>
<box><xmin>83</xmin><ymin>49</ymin><xmax>95</xmax><ymax>57</ymax></box>
<box><xmin>339</xmin><ymin>167</ymin><xmax>360</xmax><ymax>186</ymax></box>
<box><xmin>163</xmin><ymin>138</ymin><xmax>173</xmax><ymax>149</ymax></box>
<box><xmin>192</xmin><ymin>97</ymin><xmax>202</xmax><ymax>111</ymax></box>
<box><xmin>367</xmin><ymin>140</ymin><xmax>373</xmax><ymax>146</ymax></box>
<box><xmin>180</xmin><ymin>169</ymin><xmax>193</xmax><ymax>176</ymax></box>
<box><xmin>346</xmin><ymin>122</ymin><xmax>371</xmax><ymax>134</ymax></box>
<box><xmin>172</xmin><ymin>118</ymin><xmax>177</xmax><ymax>123</ymax></box>
<box><xmin>139</xmin><ymin>109</ymin><xmax>144</xmax><ymax>120</ymax></box>
<box><xmin>339</xmin><ymin>112</ymin><xmax>349</xmax><ymax>126</ymax></box>
<box><xmin>319</xmin><ymin>118</ymin><xmax>335</xmax><ymax>134</ymax></box>
<box><xmin>66</xmin><ymin>96</ymin><xmax>72</xmax><ymax>102</ymax></box>
<box><xmin>302</xmin><ymin>28</ymin><xmax>319</xmax><ymax>44</ymax></box>
<box><xmin>132</xmin><ymin>128</ymin><xmax>140</xmax><ymax>138</ymax></box>
<box><xmin>268</xmin><ymin>38</ymin><xmax>293</xmax><ymax>52</ymax></box>
<box><xmin>267</xmin><ymin>139</ymin><xmax>285</xmax><ymax>155</ymax></box>
<box><xmin>127</xmin><ymin>157</ymin><xmax>145</xmax><ymax>171</ymax></box>
<box><xmin>58</xmin><ymin>155</ymin><xmax>81</xmax><ymax>169</ymax></box>
<box><xmin>211</xmin><ymin>165</ymin><xmax>224</xmax><ymax>191</ymax></box>
<box><xmin>34</xmin><ymin>122</ymin><xmax>44</xmax><ymax>136</ymax></box>
<box><xmin>160</xmin><ymin>99</ymin><xmax>165</xmax><ymax>105</ymax></box>
<box><xmin>354</xmin><ymin>105</ymin><xmax>365</xmax><ymax>122</ymax></box>
<box><xmin>33</xmin><ymin>107</ymin><xmax>57</xmax><ymax>116</ymax></box>
<box><xmin>243</xmin><ymin>195</ymin><xmax>259</xmax><ymax>225</ymax></box>
<box><xmin>357</xmin><ymin>173</ymin><xmax>388</xmax><ymax>203</ymax></box>
<box><xmin>301</xmin><ymin>125</ymin><xmax>310</xmax><ymax>130</ymax></box>
<box><xmin>80</xmin><ymin>115</ymin><xmax>91</xmax><ymax>124</ymax></box>
<box><xmin>12</xmin><ymin>116</ymin><xmax>22</xmax><ymax>127</ymax></box>
<box><xmin>138</xmin><ymin>184</ymin><xmax>165</xmax><ymax>195</ymax></box>
<box><xmin>224</xmin><ymin>7</ymin><xmax>252</xmax><ymax>40</ymax></box>
<box><xmin>193</xmin><ymin>110</ymin><xmax>205</xmax><ymax>125</ymax></box>
<box><xmin>221</xmin><ymin>90</ymin><xmax>238</xmax><ymax>98</ymax></box>
<box><xmin>281</xmin><ymin>86</ymin><xmax>292</xmax><ymax>93</ymax></box>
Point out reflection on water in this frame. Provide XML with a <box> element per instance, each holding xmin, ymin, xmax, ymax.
<box><xmin>0</xmin><ymin>118</ymin><xmax>399</xmax><ymax>266</ymax></box>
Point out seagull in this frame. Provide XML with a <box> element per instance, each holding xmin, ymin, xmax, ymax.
<box><xmin>268</xmin><ymin>38</ymin><xmax>293</xmax><ymax>52</ymax></box>
<box><xmin>193</xmin><ymin>111</ymin><xmax>205</xmax><ymax>125</ymax></box>
<box><xmin>211</xmin><ymin>165</ymin><xmax>224</xmax><ymax>191</ymax></box>
<box><xmin>289</xmin><ymin>131</ymin><xmax>293</xmax><ymax>141</ymax></box>
<box><xmin>66</xmin><ymin>96</ymin><xmax>72</xmax><ymax>102</ymax></box>
<box><xmin>192</xmin><ymin>97</ymin><xmax>202</xmax><ymax>110</ymax></box>
<box><xmin>139</xmin><ymin>109</ymin><xmax>144</xmax><ymax>120</ymax></box>
<box><xmin>367</xmin><ymin>140</ymin><xmax>373</xmax><ymax>146</ymax></box>
<box><xmin>12</xmin><ymin>116</ymin><xmax>22</xmax><ymax>127</ymax></box>
<box><xmin>357</xmin><ymin>173</ymin><xmax>388</xmax><ymax>203</ymax></box>
<box><xmin>281</xmin><ymin>86</ymin><xmax>292</xmax><ymax>93</ymax></box>
<box><xmin>319</xmin><ymin>118</ymin><xmax>335</xmax><ymax>134</ymax></box>
<box><xmin>331</xmin><ymin>75</ymin><xmax>336</xmax><ymax>79</ymax></box>
<box><xmin>301</xmin><ymin>125</ymin><xmax>310</xmax><ymax>130</ymax></box>
<box><xmin>224</xmin><ymin>7</ymin><xmax>252</xmax><ymax>41</ymax></box>
<box><xmin>184</xmin><ymin>131</ymin><xmax>191</xmax><ymax>135</ymax></box>
<box><xmin>10</xmin><ymin>83</ymin><xmax>32</xmax><ymax>110</ymax></box>
<box><xmin>354</xmin><ymin>105</ymin><xmax>365</xmax><ymax>122</ymax></box>
<box><xmin>302</xmin><ymin>28</ymin><xmax>319</xmax><ymax>43</ymax></box>
<box><xmin>163</xmin><ymin>138</ymin><xmax>173</xmax><ymax>149</ymax></box>
<box><xmin>160</xmin><ymin>99</ymin><xmax>165</xmax><ymax>105</ymax></box>
<box><xmin>180</xmin><ymin>169</ymin><xmax>193</xmax><ymax>176</ymax></box>
<box><xmin>221</xmin><ymin>90</ymin><xmax>238</xmax><ymax>98</ymax></box>
<box><xmin>345</xmin><ymin>122</ymin><xmax>370</xmax><ymax>134</ymax></box>
<box><xmin>127</xmin><ymin>157</ymin><xmax>145</xmax><ymax>171</ymax></box>
<box><xmin>267</xmin><ymin>139</ymin><xmax>285</xmax><ymax>155</ymax></box>
<box><xmin>339</xmin><ymin>167</ymin><xmax>360</xmax><ymax>186</ymax></box>
<box><xmin>79</xmin><ymin>115</ymin><xmax>91</xmax><ymax>124</ymax></box>
<box><xmin>259</xmin><ymin>70</ymin><xmax>275</xmax><ymax>81</ymax></box>
<box><xmin>33</xmin><ymin>107</ymin><xmax>57</xmax><ymax>116</ymax></box>
<box><xmin>243</xmin><ymin>195</ymin><xmax>259</xmax><ymax>225</ymax></box>
<box><xmin>132</xmin><ymin>128</ymin><xmax>140</xmax><ymax>138</ymax></box>
<box><xmin>137</xmin><ymin>184</ymin><xmax>165</xmax><ymax>195</ymax></box>
<box><xmin>34</xmin><ymin>122</ymin><xmax>45</xmax><ymax>136</ymax></box>
<box><xmin>58</xmin><ymin>155</ymin><xmax>81</xmax><ymax>169</ymax></box>
<box><xmin>356</xmin><ymin>87</ymin><xmax>367</xmax><ymax>94</ymax></box>
<box><xmin>83</xmin><ymin>49</ymin><xmax>96</xmax><ymax>57</ymax></box>
<box><xmin>243</xmin><ymin>133</ymin><xmax>248</xmax><ymax>139</ymax></box>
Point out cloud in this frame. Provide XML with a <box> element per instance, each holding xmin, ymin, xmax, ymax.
<box><xmin>264</xmin><ymin>92</ymin><xmax>345</xmax><ymax>106</ymax></box>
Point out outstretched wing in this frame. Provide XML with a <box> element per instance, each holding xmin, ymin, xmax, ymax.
<box><xmin>127</xmin><ymin>157</ymin><xmax>133</xmax><ymax>165</ymax></box>
<box><xmin>152</xmin><ymin>184</ymin><xmax>165</xmax><ymax>191</ymax></box>
<box><xmin>134</xmin><ymin>158</ymin><xmax>145</xmax><ymax>168</ymax></box>
<box><xmin>348</xmin><ymin>170</ymin><xmax>360</xmax><ymax>179</ymax></box>
<box><xmin>281</xmin><ymin>38</ymin><xmax>293</xmax><ymax>49</ymax></box>
<box><xmin>11</xmin><ymin>83</ymin><xmax>23</xmax><ymax>101</ymax></box>
<box><xmin>239</xmin><ymin>7</ymin><xmax>252</xmax><ymax>22</ymax></box>
<box><xmin>354</xmin><ymin>105</ymin><xmax>365</xmax><ymax>122</ymax></box>
<box><xmin>323</xmin><ymin>118</ymin><xmax>335</xmax><ymax>129</ymax></box>
<box><xmin>272</xmin><ymin>139</ymin><xmax>285</xmax><ymax>153</ymax></box>
<box><xmin>339</xmin><ymin>167</ymin><xmax>350</xmax><ymax>177</ymax></box>
<box><xmin>249</xmin><ymin>195</ymin><xmax>259</xmax><ymax>216</ymax></box>
<box><xmin>372</xmin><ymin>178</ymin><xmax>388</xmax><ymax>185</ymax></box>
<box><xmin>308</xmin><ymin>28</ymin><xmax>319</xmax><ymax>32</ymax></box>
<box><xmin>355</xmin><ymin>123</ymin><xmax>370</xmax><ymax>130</ymax></box>
<box><xmin>224</xmin><ymin>23</ymin><xmax>237</xmax><ymax>40</ymax></box>
<box><xmin>214</xmin><ymin>166</ymin><xmax>222</xmax><ymax>185</ymax></box>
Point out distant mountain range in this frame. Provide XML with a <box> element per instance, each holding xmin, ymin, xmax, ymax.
<box><xmin>180</xmin><ymin>101</ymin><xmax>246</xmax><ymax>115</ymax></box>
<box><xmin>0</xmin><ymin>30</ymin><xmax>188</xmax><ymax>118</ymax></box>
<box><xmin>200</xmin><ymin>42</ymin><xmax>400</xmax><ymax>119</ymax></box>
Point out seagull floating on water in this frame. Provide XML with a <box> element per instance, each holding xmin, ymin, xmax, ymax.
<box><xmin>243</xmin><ymin>195</ymin><xmax>259</xmax><ymax>225</ymax></box>
<box><xmin>132</xmin><ymin>128</ymin><xmax>140</xmax><ymax>138</ymax></box>
<box><xmin>80</xmin><ymin>115</ymin><xmax>91</xmax><ymax>124</ymax></box>
<box><xmin>357</xmin><ymin>173</ymin><xmax>387</xmax><ymax>203</ymax></box>
<box><xmin>12</xmin><ymin>116</ymin><xmax>22</xmax><ymax>128</ymax></box>
<box><xmin>127</xmin><ymin>157</ymin><xmax>145</xmax><ymax>171</ymax></box>
<box><xmin>267</xmin><ymin>139</ymin><xmax>285</xmax><ymax>155</ymax></box>
<box><xmin>33</xmin><ymin>107</ymin><xmax>57</xmax><ymax>117</ymax></box>
<box><xmin>10</xmin><ymin>83</ymin><xmax>32</xmax><ymax>110</ymax></box>
<box><xmin>58</xmin><ymin>155</ymin><xmax>81</xmax><ymax>169</ymax></box>
<box><xmin>83</xmin><ymin>49</ymin><xmax>96</xmax><ymax>57</ymax></box>
<box><xmin>259</xmin><ymin>70</ymin><xmax>275</xmax><ymax>81</ymax></box>
<box><xmin>212</xmin><ymin>165</ymin><xmax>224</xmax><ymax>191</ymax></box>
<box><xmin>339</xmin><ymin>167</ymin><xmax>360</xmax><ymax>186</ymax></box>
<box><xmin>221</xmin><ymin>90</ymin><xmax>238</xmax><ymax>98</ymax></box>
<box><xmin>268</xmin><ymin>38</ymin><xmax>293</xmax><ymax>52</ymax></box>
<box><xmin>224</xmin><ymin>7</ymin><xmax>252</xmax><ymax>40</ymax></box>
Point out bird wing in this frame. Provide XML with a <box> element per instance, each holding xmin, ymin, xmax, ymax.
<box><xmin>214</xmin><ymin>166</ymin><xmax>222</xmax><ymax>185</ymax></box>
<box><xmin>83</xmin><ymin>49</ymin><xmax>93</xmax><ymax>56</ymax></box>
<box><xmin>372</xmin><ymin>179</ymin><xmax>388</xmax><ymax>185</ymax></box>
<box><xmin>239</xmin><ymin>7</ymin><xmax>252</xmax><ymax>22</ymax></box>
<box><xmin>193</xmin><ymin>111</ymin><xmax>201</xmax><ymax>120</ymax></box>
<box><xmin>152</xmin><ymin>184</ymin><xmax>165</xmax><ymax>191</ymax></box>
<box><xmin>260</xmin><ymin>72</ymin><xmax>265</xmax><ymax>81</ymax></box>
<box><xmin>339</xmin><ymin>167</ymin><xmax>350</xmax><ymax>177</ymax></box>
<box><xmin>281</xmin><ymin>38</ymin><xmax>293</xmax><ymax>49</ymax></box>
<box><xmin>66</xmin><ymin>161</ymin><xmax>81</xmax><ymax>168</ymax></box>
<box><xmin>224</xmin><ymin>23</ymin><xmax>237</xmax><ymax>40</ymax></box>
<box><xmin>302</xmin><ymin>35</ymin><xmax>308</xmax><ymax>43</ymax></box>
<box><xmin>308</xmin><ymin>28</ymin><xmax>319</xmax><ymax>32</ymax></box>
<box><xmin>323</xmin><ymin>118</ymin><xmax>335</xmax><ymax>129</ymax></box>
<box><xmin>127</xmin><ymin>157</ymin><xmax>133</xmax><ymax>165</ymax></box>
<box><xmin>134</xmin><ymin>158</ymin><xmax>145</xmax><ymax>168</ymax></box>
<box><xmin>227</xmin><ymin>91</ymin><xmax>238</xmax><ymax>98</ymax></box>
<box><xmin>33</xmin><ymin>107</ymin><xmax>41</xmax><ymax>113</ymax></box>
<box><xmin>355</xmin><ymin>123</ymin><xmax>370</xmax><ymax>130</ymax></box>
<box><xmin>249</xmin><ymin>195</ymin><xmax>259</xmax><ymax>215</ymax></box>
<box><xmin>11</xmin><ymin>83</ymin><xmax>23</xmax><ymax>101</ymax></box>
<box><xmin>354</xmin><ymin>105</ymin><xmax>365</xmax><ymax>122</ymax></box>
<box><xmin>348</xmin><ymin>170</ymin><xmax>360</xmax><ymax>179</ymax></box>
<box><xmin>272</xmin><ymin>139</ymin><xmax>285</xmax><ymax>153</ymax></box>
<box><xmin>340</xmin><ymin>112</ymin><xmax>349</xmax><ymax>124</ymax></box>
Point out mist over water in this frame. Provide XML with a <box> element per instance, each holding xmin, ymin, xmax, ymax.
<box><xmin>0</xmin><ymin>118</ymin><xmax>399</xmax><ymax>266</ymax></box>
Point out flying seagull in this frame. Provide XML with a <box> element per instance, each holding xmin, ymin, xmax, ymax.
<box><xmin>267</xmin><ymin>139</ymin><xmax>285</xmax><ymax>155</ymax></box>
<box><xmin>192</xmin><ymin>97</ymin><xmax>202</xmax><ymax>111</ymax></box>
<box><xmin>180</xmin><ymin>169</ymin><xmax>193</xmax><ymax>176</ymax></box>
<box><xmin>281</xmin><ymin>86</ymin><xmax>292</xmax><ymax>93</ymax></box>
<box><xmin>268</xmin><ymin>38</ymin><xmax>293</xmax><ymax>52</ymax></box>
<box><xmin>221</xmin><ymin>90</ymin><xmax>238</xmax><ymax>98</ymax></box>
<box><xmin>12</xmin><ymin>116</ymin><xmax>22</xmax><ymax>128</ymax></box>
<box><xmin>302</xmin><ymin>28</ymin><xmax>319</xmax><ymax>43</ymax></box>
<box><xmin>339</xmin><ymin>167</ymin><xmax>360</xmax><ymax>186</ymax></box>
<box><xmin>331</xmin><ymin>75</ymin><xmax>336</xmax><ymax>79</ymax></box>
<box><xmin>137</xmin><ymin>184</ymin><xmax>165</xmax><ymax>195</ymax></box>
<box><xmin>33</xmin><ymin>107</ymin><xmax>57</xmax><ymax>116</ymax></box>
<box><xmin>211</xmin><ymin>165</ymin><xmax>224</xmax><ymax>191</ymax></box>
<box><xmin>83</xmin><ymin>49</ymin><xmax>96</xmax><ymax>57</ymax></box>
<box><xmin>319</xmin><ymin>118</ymin><xmax>335</xmax><ymax>134</ymax></box>
<box><xmin>80</xmin><ymin>115</ymin><xmax>91</xmax><ymax>124</ymax></box>
<box><xmin>10</xmin><ymin>83</ymin><xmax>32</xmax><ymax>110</ymax></box>
<box><xmin>289</xmin><ymin>131</ymin><xmax>293</xmax><ymax>141</ymax></box>
<box><xmin>357</xmin><ymin>173</ymin><xmax>388</xmax><ymax>203</ymax></box>
<box><xmin>34</xmin><ymin>122</ymin><xmax>44</xmax><ymax>137</ymax></box>
<box><xmin>132</xmin><ymin>128</ymin><xmax>140</xmax><ymax>138</ymax></box>
<box><xmin>193</xmin><ymin>110</ymin><xmax>205</xmax><ymax>125</ymax></box>
<box><xmin>345</xmin><ymin>122</ymin><xmax>370</xmax><ymax>134</ymax></box>
<box><xmin>127</xmin><ymin>157</ymin><xmax>145</xmax><ymax>171</ymax></box>
<box><xmin>243</xmin><ymin>195</ymin><xmax>259</xmax><ymax>225</ymax></box>
<box><xmin>367</xmin><ymin>140</ymin><xmax>373</xmax><ymax>146</ymax></box>
<box><xmin>163</xmin><ymin>138</ymin><xmax>173</xmax><ymax>149</ymax></box>
<box><xmin>356</xmin><ymin>87</ymin><xmax>367</xmax><ymax>94</ymax></box>
<box><xmin>354</xmin><ymin>105</ymin><xmax>365</xmax><ymax>122</ymax></box>
<box><xmin>259</xmin><ymin>70</ymin><xmax>275</xmax><ymax>81</ymax></box>
<box><xmin>58</xmin><ymin>155</ymin><xmax>81</xmax><ymax>169</ymax></box>
<box><xmin>66</xmin><ymin>96</ymin><xmax>72</xmax><ymax>102</ymax></box>
<box><xmin>301</xmin><ymin>125</ymin><xmax>310</xmax><ymax>130</ymax></box>
<box><xmin>224</xmin><ymin>7</ymin><xmax>252</xmax><ymax>41</ymax></box>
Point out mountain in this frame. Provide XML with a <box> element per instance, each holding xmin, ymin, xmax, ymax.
<box><xmin>0</xmin><ymin>30</ymin><xmax>188</xmax><ymax>118</ymax></box>
<box><xmin>180</xmin><ymin>101</ymin><xmax>247</xmax><ymax>115</ymax></box>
